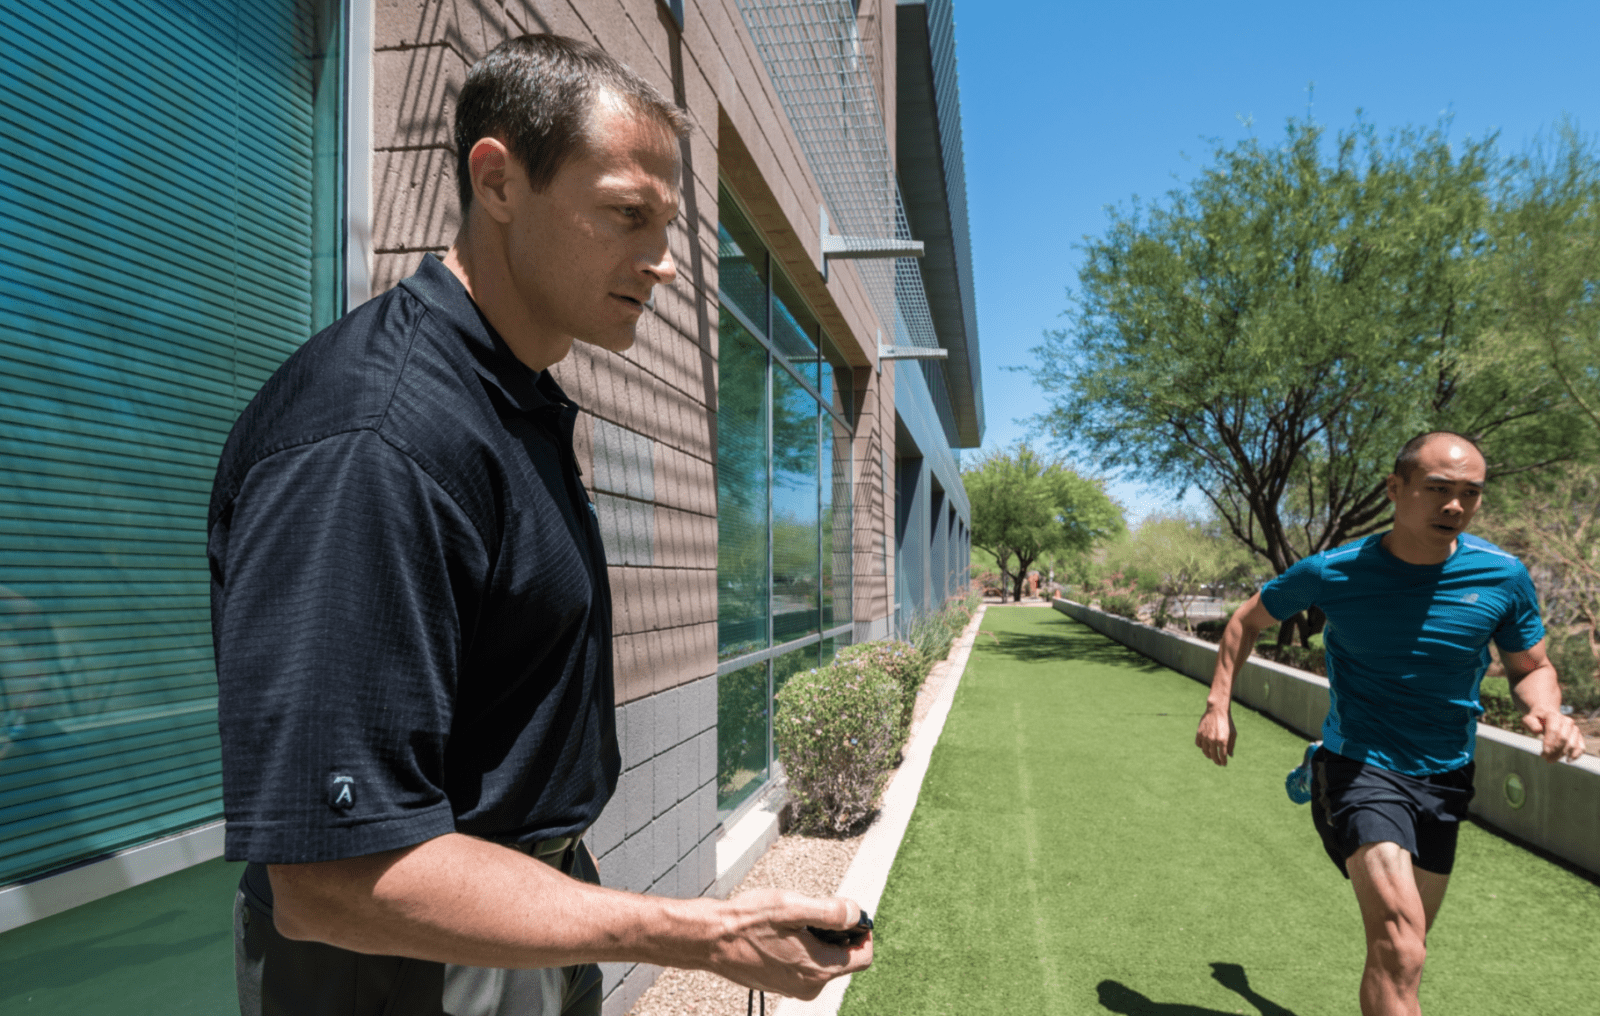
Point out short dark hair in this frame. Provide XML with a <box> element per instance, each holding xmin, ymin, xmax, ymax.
<box><xmin>453</xmin><ymin>34</ymin><xmax>690</xmax><ymax>214</ymax></box>
<box><xmin>1392</xmin><ymin>430</ymin><xmax>1482</xmax><ymax>481</ymax></box>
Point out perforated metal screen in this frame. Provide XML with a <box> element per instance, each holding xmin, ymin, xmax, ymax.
<box><xmin>734</xmin><ymin>0</ymin><xmax>941</xmax><ymax>353</ymax></box>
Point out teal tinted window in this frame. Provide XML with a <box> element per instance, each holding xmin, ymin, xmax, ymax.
<box><xmin>717</xmin><ymin>191</ymin><xmax>768</xmax><ymax>331</ymax></box>
<box><xmin>715</xmin><ymin>659</ymin><xmax>768</xmax><ymax>813</ymax></box>
<box><xmin>0</xmin><ymin>0</ymin><xmax>345</xmax><ymax>884</ymax></box>
<box><xmin>716</xmin><ymin>311</ymin><xmax>770</xmax><ymax>661</ymax></box>
<box><xmin>770</xmin><ymin>273</ymin><xmax>818</xmax><ymax>374</ymax></box>
<box><xmin>771</xmin><ymin>369</ymin><xmax>819</xmax><ymax>644</ymax></box>
<box><xmin>715</xmin><ymin>190</ymin><xmax>853</xmax><ymax>817</ymax></box>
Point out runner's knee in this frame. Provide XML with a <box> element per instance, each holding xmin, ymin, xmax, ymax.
<box><xmin>1368</xmin><ymin>923</ymin><xmax>1426</xmax><ymax>982</ymax></box>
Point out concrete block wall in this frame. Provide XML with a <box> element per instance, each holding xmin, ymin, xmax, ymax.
<box><xmin>585</xmin><ymin>675</ymin><xmax>721</xmax><ymax>1015</ymax></box>
<box><xmin>366</xmin><ymin>3</ymin><xmax>902</xmax><ymax>1013</ymax></box>
<box><xmin>1051</xmin><ymin>598</ymin><xmax>1600</xmax><ymax>878</ymax></box>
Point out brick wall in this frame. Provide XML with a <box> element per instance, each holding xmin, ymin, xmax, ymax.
<box><xmin>366</xmin><ymin>3</ymin><xmax>897</xmax><ymax>1012</ymax></box>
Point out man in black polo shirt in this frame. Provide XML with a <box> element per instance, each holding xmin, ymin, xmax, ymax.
<box><xmin>211</xmin><ymin>35</ymin><xmax>870</xmax><ymax>1016</ymax></box>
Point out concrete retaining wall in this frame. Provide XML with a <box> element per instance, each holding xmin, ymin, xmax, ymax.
<box><xmin>1053</xmin><ymin>598</ymin><xmax>1600</xmax><ymax>877</ymax></box>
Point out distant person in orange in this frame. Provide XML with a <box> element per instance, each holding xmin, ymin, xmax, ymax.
<box><xmin>1195</xmin><ymin>431</ymin><xmax>1584</xmax><ymax>1016</ymax></box>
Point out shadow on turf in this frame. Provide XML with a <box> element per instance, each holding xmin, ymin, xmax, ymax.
<box><xmin>1097</xmin><ymin>963</ymin><xmax>1299</xmax><ymax>1016</ymax></box>
<box><xmin>982</xmin><ymin>624</ymin><xmax>1164</xmax><ymax>673</ymax></box>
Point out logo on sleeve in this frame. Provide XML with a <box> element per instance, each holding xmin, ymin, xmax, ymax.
<box><xmin>330</xmin><ymin>775</ymin><xmax>356</xmax><ymax>811</ymax></box>
<box><xmin>1461</xmin><ymin>593</ymin><xmax>1480</xmax><ymax>604</ymax></box>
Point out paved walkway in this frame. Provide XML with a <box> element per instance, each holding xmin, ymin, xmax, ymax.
<box><xmin>839</xmin><ymin>606</ymin><xmax>1597</xmax><ymax>1016</ymax></box>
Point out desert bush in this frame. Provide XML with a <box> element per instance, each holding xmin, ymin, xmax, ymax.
<box><xmin>1100</xmin><ymin>594</ymin><xmax>1141</xmax><ymax>619</ymax></box>
<box><xmin>1545</xmin><ymin>628</ymin><xmax>1600</xmax><ymax>715</ymax></box>
<box><xmin>1091</xmin><ymin>571</ymin><xmax>1146</xmax><ymax>619</ymax></box>
<box><xmin>835</xmin><ymin>639</ymin><xmax>929</xmax><ymax>733</ymax></box>
<box><xmin>774</xmin><ymin>662</ymin><xmax>902</xmax><ymax>835</ymax></box>
<box><xmin>1479</xmin><ymin>675</ymin><xmax>1523</xmax><ymax>729</ymax></box>
<box><xmin>1262</xmin><ymin>643</ymin><xmax>1325</xmax><ymax>676</ymax></box>
<box><xmin>907</xmin><ymin>605</ymin><xmax>956</xmax><ymax>661</ymax></box>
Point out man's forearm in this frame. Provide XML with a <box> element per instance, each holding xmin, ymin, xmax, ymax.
<box><xmin>1509</xmin><ymin>663</ymin><xmax>1563</xmax><ymax>714</ymax></box>
<box><xmin>1207</xmin><ymin>620</ymin><xmax>1262</xmax><ymax>709</ymax></box>
<box><xmin>270</xmin><ymin>833</ymin><xmax>712</xmax><ymax>969</ymax></box>
<box><xmin>268</xmin><ymin>832</ymin><xmax>865</xmax><ymax>997</ymax></box>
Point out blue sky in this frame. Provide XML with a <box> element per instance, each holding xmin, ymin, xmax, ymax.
<box><xmin>950</xmin><ymin>0</ymin><xmax>1600</xmax><ymax>525</ymax></box>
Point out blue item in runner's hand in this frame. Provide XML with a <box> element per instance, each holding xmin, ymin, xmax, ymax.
<box><xmin>1286</xmin><ymin>741</ymin><xmax>1320</xmax><ymax>804</ymax></box>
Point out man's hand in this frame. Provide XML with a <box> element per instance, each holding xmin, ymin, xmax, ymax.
<box><xmin>1195</xmin><ymin>704</ymin><xmax>1236</xmax><ymax>767</ymax></box>
<box><xmin>700</xmin><ymin>890</ymin><xmax>871</xmax><ymax>999</ymax></box>
<box><xmin>1522</xmin><ymin>707</ymin><xmax>1587</xmax><ymax>763</ymax></box>
<box><xmin>1196</xmin><ymin>594</ymin><xmax>1275</xmax><ymax>767</ymax></box>
<box><xmin>270</xmin><ymin>833</ymin><xmax>871</xmax><ymax>987</ymax></box>
<box><xmin>1502</xmin><ymin>639</ymin><xmax>1588</xmax><ymax>763</ymax></box>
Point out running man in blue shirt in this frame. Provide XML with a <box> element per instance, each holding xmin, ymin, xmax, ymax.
<box><xmin>1195</xmin><ymin>431</ymin><xmax>1586</xmax><ymax>1016</ymax></box>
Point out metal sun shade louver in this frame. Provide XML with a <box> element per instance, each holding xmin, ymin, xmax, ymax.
<box><xmin>734</xmin><ymin>0</ymin><xmax>946</xmax><ymax>367</ymax></box>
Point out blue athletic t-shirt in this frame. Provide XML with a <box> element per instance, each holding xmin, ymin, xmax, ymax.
<box><xmin>1259</xmin><ymin>532</ymin><xmax>1544</xmax><ymax>775</ymax></box>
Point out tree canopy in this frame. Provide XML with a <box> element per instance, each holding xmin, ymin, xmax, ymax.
<box><xmin>1030</xmin><ymin>116</ymin><xmax>1594</xmax><ymax>641</ymax></box>
<box><xmin>964</xmin><ymin>444</ymin><xmax>1124</xmax><ymax>601</ymax></box>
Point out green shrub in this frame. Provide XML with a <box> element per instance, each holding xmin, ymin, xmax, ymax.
<box><xmin>836</xmin><ymin>639</ymin><xmax>930</xmax><ymax>732</ymax></box>
<box><xmin>1547</xmin><ymin>631</ymin><xmax>1600</xmax><ymax>714</ymax></box>
<box><xmin>1479</xmin><ymin>675</ymin><xmax>1522</xmax><ymax>729</ymax></box>
<box><xmin>1093</xmin><ymin>571</ymin><xmax>1146</xmax><ymax>619</ymax></box>
<box><xmin>1100</xmin><ymin>593</ymin><xmax>1142</xmax><ymax>619</ymax></box>
<box><xmin>907</xmin><ymin>609</ymin><xmax>957</xmax><ymax>661</ymax></box>
<box><xmin>774</xmin><ymin>662</ymin><xmax>902</xmax><ymax>835</ymax></box>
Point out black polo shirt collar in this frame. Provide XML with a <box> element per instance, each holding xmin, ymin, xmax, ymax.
<box><xmin>399</xmin><ymin>253</ymin><xmax>575</xmax><ymax>417</ymax></box>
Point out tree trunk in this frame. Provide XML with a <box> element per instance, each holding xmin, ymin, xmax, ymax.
<box><xmin>1011</xmin><ymin>552</ymin><xmax>1037</xmax><ymax>602</ymax></box>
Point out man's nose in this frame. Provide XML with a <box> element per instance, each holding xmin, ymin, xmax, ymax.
<box><xmin>643</xmin><ymin>237</ymin><xmax>677</xmax><ymax>288</ymax></box>
<box><xmin>1443</xmin><ymin>497</ymin><xmax>1463</xmax><ymax>514</ymax></box>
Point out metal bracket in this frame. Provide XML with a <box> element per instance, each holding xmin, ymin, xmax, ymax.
<box><xmin>821</xmin><ymin>206</ymin><xmax>924</xmax><ymax>281</ymax></box>
<box><xmin>876</xmin><ymin>330</ymin><xmax>948</xmax><ymax>374</ymax></box>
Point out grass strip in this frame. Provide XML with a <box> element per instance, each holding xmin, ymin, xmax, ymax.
<box><xmin>840</xmin><ymin>607</ymin><xmax>1595</xmax><ymax>1016</ymax></box>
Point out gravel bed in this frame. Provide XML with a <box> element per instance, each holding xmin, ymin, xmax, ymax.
<box><xmin>623</xmin><ymin>832</ymin><xmax>865</xmax><ymax>1016</ymax></box>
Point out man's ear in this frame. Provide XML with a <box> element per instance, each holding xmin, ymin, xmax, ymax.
<box><xmin>469</xmin><ymin>138</ymin><xmax>516</xmax><ymax>224</ymax></box>
<box><xmin>1384</xmin><ymin>473</ymin><xmax>1400</xmax><ymax>503</ymax></box>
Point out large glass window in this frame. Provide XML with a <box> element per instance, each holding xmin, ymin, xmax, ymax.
<box><xmin>715</xmin><ymin>188</ymin><xmax>854</xmax><ymax>815</ymax></box>
<box><xmin>772</xmin><ymin>367</ymin><xmax>819</xmax><ymax>645</ymax></box>
<box><xmin>0</xmin><ymin>0</ymin><xmax>347</xmax><ymax>885</ymax></box>
<box><xmin>715</xmin><ymin>312</ymin><xmax>769</xmax><ymax>662</ymax></box>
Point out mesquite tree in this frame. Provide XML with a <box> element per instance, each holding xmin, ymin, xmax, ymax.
<box><xmin>1031</xmin><ymin>117</ymin><xmax>1583</xmax><ymax>644</ymax></box>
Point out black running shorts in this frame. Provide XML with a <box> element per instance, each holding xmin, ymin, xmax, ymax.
<box><xmin>1310</xmin><ymin>747</ymin><xmax>1476</xmax><ymax>878</ymax></box>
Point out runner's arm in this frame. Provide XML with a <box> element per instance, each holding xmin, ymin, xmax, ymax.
<box><xmin>269</xmin><ymin>832</ymin><xmax>869</xmax><ymax>998</ymax></box>
<box><xmin>1196</xmin><ymin>593</ymin><xmax>1279</xmax><ymax>767</ymax></box>
<box><xmin>1501</xmin><ymin>640</ymin><xmax>1587</xmax><ymax>763</ymax></box>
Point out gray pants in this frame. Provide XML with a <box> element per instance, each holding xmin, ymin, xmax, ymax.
<box><xmin>235</xmin><ymin>847</ymin><xmax>604</xmax><ymax>1016</ymax></box>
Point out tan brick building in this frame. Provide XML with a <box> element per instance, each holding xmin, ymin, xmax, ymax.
<box><xmin>0</xmin><ymin>2</ymin><xmax>982</xmax><ymax>1010</ymax></box>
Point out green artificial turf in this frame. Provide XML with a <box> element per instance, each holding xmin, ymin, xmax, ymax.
<box><xmin>840</xmin><ymin>607</ymin><xmax>1597</xmax><ymax>1016</ymax></box>
<box><xmin>0</xmin><ymin>858</ymin><xmax>242</xmax><ymax>1014</ymax></box>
